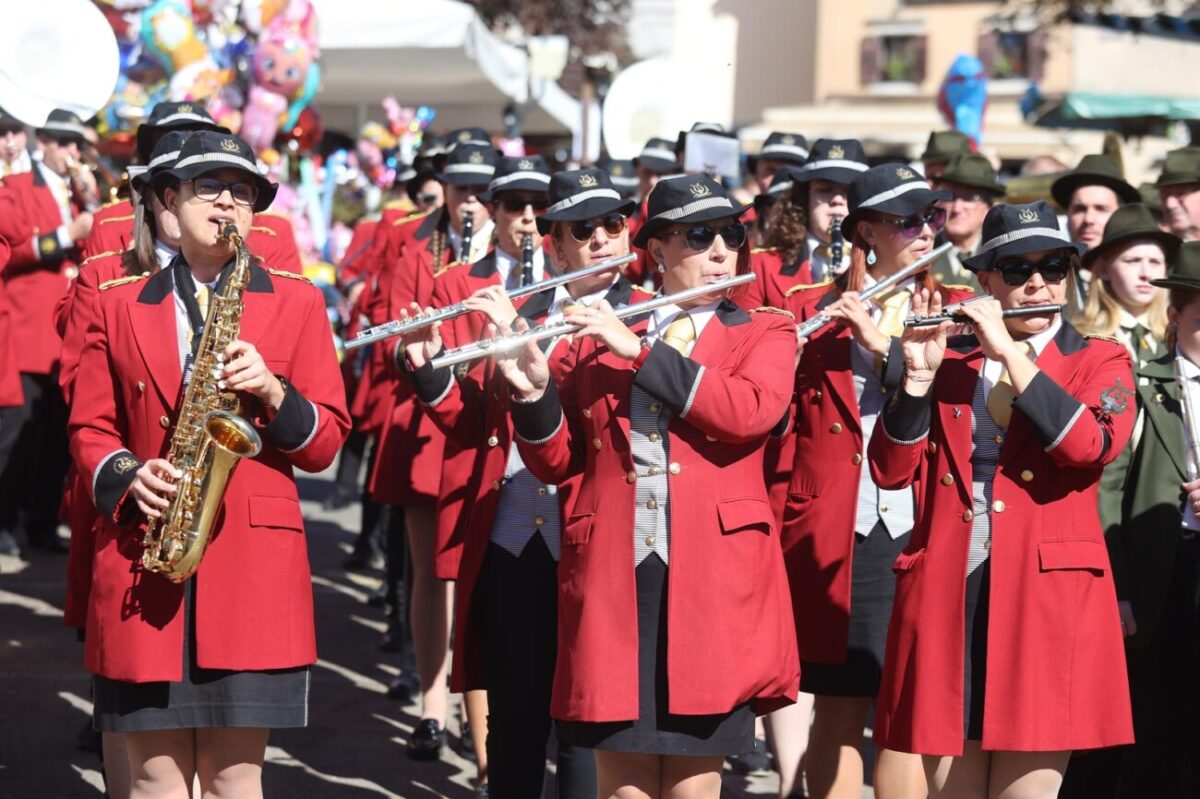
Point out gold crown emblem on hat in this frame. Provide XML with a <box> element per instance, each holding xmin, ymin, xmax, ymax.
<box><xmin>1017</xmin><ymin>207</ymin><xmax>1040</xmax><ymax>224</ymax></box>
<box><xmin>518</xmin><ymin>158</ymin><xmax>534</xmax><ymax>170</ymax></box>
<box><xmin>177</xmin><ymin>103</ymin><xmax>193</xmax><ymax>114</ymax></box>
<box><xmin>689</xmin><ymin>181</ymin><xmax>712</xmax><ymax>199</ymax></box>
<box><xmin>612</xmin><ymin>165</ymin><xmax>625</xmax><ymax>175</ymax></box>
<box><xmin>895</xmin><ymin>166</ymin><xmax>916</xmax><ymax>180</ymax></box>
<box><xmin>780</xmin><ymin>135</ymin><xmax>795</xmax><ymax>146</ymax></box>
<box><xmin>578</xmin><ymin>173</ymin><xmax>599</xmax><ymax>188</ymax></box>
<box><xmin>468</xmin><ymin>151</ymin><xmax>485</xmax><ymax>164</ymax></box>
<box><xmin>828</xmin><ymin>144</ymin><xmax>845</xmax><ymax>159</ymax></box>
<box><xmin>220</xmin><ymin>137</ymin><xmax>240</xmax><ymax>153</ymax></box>
<box><xmin>458</xmin><ymin>131</ymin><xmax>472</xmax><ymax>142</ymax></box>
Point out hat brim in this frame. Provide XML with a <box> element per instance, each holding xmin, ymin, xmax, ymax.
<box><xmin>1150</xmin><ymin>276</ymin><xmax>1200</xmax><ymax>291</ymax></box>
<box><xmin>136</xmin><ymin>120</ymin><xmax>225</xmax><ymax>162</ymax></box>
<box><xmin>631</xmin><ymin>200</ymin><xmax>748</xmax><ymax>248</ymax></box>
<box><xmin>794</xmin><ymin>166</ymin><xmax>865</xmax><ymax>187</ymax></box>
<box><xmin>479</xmin><ymin>178</ymin><xmax>550</xmax><ymax>203</ymax></box>
<box><xmin>937</xmin><ymin>176</ymin><xmax>1005</xmax><ymax>197</ymax></box>
<box><xmin>1156</xmin><ymin>173</ymin><xmax>1200</xmax><ymax>188</ymax></box>
<box><xmin>841</xmin><ymin>187</ymin><xmax>951</xmax><ymax>240</ymax></box>
<box><xmin>962</xmin><ymin>238</ymin><xmax>1085</xmax><ymax>273</ymax></box>
<box><xmin>536</xmin><ymin>196</ymin><xmax>637</xmax><ymax>235</ymax></box>
<box><xmin>632</xmin><ymin>155</ymin><xmax>677</xmax><ymax>174</ymax></box>
<box><xmin>1082</xmin><ymin>228</ymin><xmax>1180</xmax><ymax>269</ymax></box>
<box><xmin>1050</xmin><ymin>173</ymin><xmax>1140</xmax><ymax>207</ymax></box>
<box><xmin>153</xmin><ymin>161</ymin><xmax>278</xmax><ymax>213</ymax></box>
<box><xmin>436</xmin><ymin>169</ymin><xmax>496</xmax><ymax>187</ymax></box>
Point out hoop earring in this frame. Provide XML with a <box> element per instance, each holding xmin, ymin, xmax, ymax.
<box><xmin>866</xmin><ymin>248</ymin><xmax>877</xmax><ymax>266</ymax></box>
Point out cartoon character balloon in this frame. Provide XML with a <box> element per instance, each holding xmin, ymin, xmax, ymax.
<box><xmin>936</xmin><ymin>54</ymin><xmax>988</xmax><ymax>150</ymax></box>
<box><xmin>240</xmin><ymin>0</ymin><xmax>320</xmax><ymax>153</ymax></box>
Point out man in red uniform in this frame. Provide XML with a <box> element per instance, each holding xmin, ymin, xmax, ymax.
<box><xmin>0</xmin><ymin>109</ymin><xmax>98</xmax><ymax>554</ymax></box>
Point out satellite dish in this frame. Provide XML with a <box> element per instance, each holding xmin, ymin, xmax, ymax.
<box><xmin>0</xmin><ymin>0</ymin><xmax>120</xmax><ymax>126</ymax></box>
<box><xmin>603</xmin><ymin>58</ymin><xmax>691</xmax><ymax>159</ymax></box>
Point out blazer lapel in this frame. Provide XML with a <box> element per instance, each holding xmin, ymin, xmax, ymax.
<box><xmin>128</xmin><ymin>270</ymin><xmax>183</xmax><ymax>407</ymax></box>
<box><xmin>1140</xmin><ymin>355</ymin><xmax>1188</xmax><ymax>479</ymax></box>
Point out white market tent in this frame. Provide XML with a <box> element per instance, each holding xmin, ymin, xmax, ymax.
<box><xmin>311</xmin><ymin>0</ymin><xmax>580</xmax><ymax>138</ymax></box>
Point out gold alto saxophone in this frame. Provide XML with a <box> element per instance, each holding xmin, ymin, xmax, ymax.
<box><xmin>141</xmin><ymin>222</ymin><xmax>264</xmax><ymax>582</ymax></box>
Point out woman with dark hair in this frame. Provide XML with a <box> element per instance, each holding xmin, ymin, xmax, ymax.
<box><xmin>69</xmin><ymin>130</ymin><xmax>349</xmax><ymax>798</ymax></box>
<box><xmin>782</xmin><ymin>164</ymin><xmax>970</xmax><ymax>799</ymax></box>
<box><xmin>869</xmin><ymin>201</ymin><xmax>1134</xmax><ymax>798</ymax></box>
<box><xmin>496</xmin><ymin>172</ymin><xmax>799</xmax><ymax>799</ymax></box>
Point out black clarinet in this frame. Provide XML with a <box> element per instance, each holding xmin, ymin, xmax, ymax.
<box><xmin>459</xmin><ymin>210</ymin><xmax>475</xmax><ymax>262</ymax></box>
<box><xmin>519</xmin><ymin>233</ymin><xmax>534</xmax><ymax>286</ymax></box>
<box><xmin>829</xmin><ymin>215</ymin><xmax>844</xmax><ymax>274</ymax></box>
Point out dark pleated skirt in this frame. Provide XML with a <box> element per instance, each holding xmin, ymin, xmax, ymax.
<box><xmin>801</xmin><ymin>522</ymin><xmax>909</xmax><ymax>698</ymax></box>
<box><xmin>93</xmin><ymin>578</ymin><xmax>310</xmax><ymax>732</ymax></box>
<box><xmin>963</xmin><ymin>559</ymin><xmax>991</xmax><ymax>740</ymax></box>
<box><xmin>556</xmin><ymin>553</ymin><xmax>755</xmax><ymax>756</ymax></box>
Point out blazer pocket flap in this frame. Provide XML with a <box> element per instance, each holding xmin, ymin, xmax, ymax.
<box><xmin>892</xmin><ymin>548</ymin><xmax>926</xmax><ymax>574</ymax></box>
<box><xmin>1038</xmin><ymin>539</ymin><xmax>1107</xmax><ymax>573</ymax></box>
<box><xmin>248</xmin><ymin>496</ymin><xmax>304</xmax><ymax>531</ymax></box>
<box><xmin>717</xmin><ymin>497</ymin><xmax>772</xmax><ymax>536</ymax></box>
<box><xmin>562</xmin><ymin>512</ymin><xmax>593</xmax><ymax>546</ymax></box>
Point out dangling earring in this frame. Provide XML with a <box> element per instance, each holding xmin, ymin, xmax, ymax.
<box><xmin>657</xmin><ymin>263</ymin><xmax>666</xmax><ymax>274</ymax></box>
<box><xmin>866</xmin><ymin>247</ymin><xmax>877</xmax><ymax>266</ymax></box>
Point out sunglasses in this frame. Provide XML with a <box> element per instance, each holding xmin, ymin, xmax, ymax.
<box><xmin>499</xmin><ymin>195</ymin><xmax>550</xmax><ymax>213</ymax></box>
<box><xmin>669</xmin><ymin>221</ymin><xmax>748</xmax><ymax>252</ymax></box>
<box><xmin>191</xmin><ymin>177</ymin><xmax>258</xmax><ymax>207</ymax></box>
<box><xmin>569</xmin><ymin>213</ymin><xmax>627</xmax><ymax>243</ymax></box>
<box><xmin>416</xmin><ymin>192</ymin><xmax>440</xmax><ymax>205</ymax></box>
<box><xmin>992</xmin><ymin>257</ymin><xmax>1072</xmax><ymax>287</ymax></box>
<box><xmin>877</xmin><ymin>207</ymin><xmax>946</xmax><ymax>239</ymax></box>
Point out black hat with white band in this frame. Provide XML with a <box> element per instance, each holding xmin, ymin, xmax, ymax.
<box><xmin>794</xmin><ymin>138</ymin><xmax>869</xmax><ymax>186</ymax></box>
<box><xmin>479</xmin><ymin>155</ymin><xmax>551</xmax><ymax>202</ymax></box>
<box><xmin>0</xmin><ymin>106</ymin><xmax>24</xmax><ymax>133</ymax></box>
<box><xmin>536</xmin><ymin>168</ymin><xmax>637</xmax><ymax>234</ymax></box>
<box><xmin>131</xmin><ymin>130</ymin><xmax>190</xmax><ymax>193</ymax></box>
<box><xmin>136</xmin><ymin>101</ymin><xmax>225</xmax><ymax>162</ymax></box>
<box><xmin>632</xmin><ymin>173</ymin><xmax>747</xmax><ymax>248</ymax></box>
<box><xmin>36</xmin><ymin>110</ymin><xmax>88</xmax><ymax>145</ymax></box>
<box><xmin>756</xmin><ymin>131</ymin><xmax>809</xmax><ymax>167</ymax></box>
<box><xmin>599</xmin><ymin>157</ymin><xmax>639</xmax><ymax>196</ymax></box>
<box><xmin>153</xmin><ymin>130</ymin><xmax>277</xmax><ymax>213</ymax></box>
<box><xmin>841</xmin><ymin>163</ymin><xmax>951</xmax><ymax>238</ymax></box>
<box><xmin>633</xmin><ymin>137</ymin><xmax>679</xmax><ymax>174</ymax></box>
<box><xmin>436</xmin><ymin>142</ymin><xmax>498</xmax><ymax>186</ymax></box>
<box><xmin>446</xmin><ymin>127</ymin><xmax>492</xmax><ymax>151</ymax></box>
<box><xmin>961</xmin><ymin>201</ymin><xmax>1084</xmax><ymax>273</ymax></box>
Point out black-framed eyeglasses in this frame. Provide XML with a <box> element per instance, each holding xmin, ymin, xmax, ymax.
<box><xmin>993</xmin><ymin>256</ymin><xmax>1072</xmax><ymax>287</ymax></box>
<box><xmin>191</xmin><ymin>176</ymin><xmax>258</xmax><ymax>207</ymax></box>
<box><xmin>499</xmin><ymin>195</ymin><xmax>550</xmax><ymax>213</ymax></box>
<box><xmin>877</xmin><ymin>207</ymin><xmax>946</xmax><ymax>239</ymax></box>
<box><xmin>569</xmin><ymin>213</ymin><xmax>627</xmax><ymax>243</ymax></box>
<box><xmin>669</xmin><ymin>220</ymin><xmax>748</xmax><ymax>252</ymax></box>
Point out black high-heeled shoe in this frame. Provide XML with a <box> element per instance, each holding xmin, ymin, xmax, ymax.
<box><xmin>407</xmin><ymin>718</ymin><xmax>446</xmax><ymax>761</ymax></box>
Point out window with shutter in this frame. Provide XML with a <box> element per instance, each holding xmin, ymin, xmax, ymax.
<box><xmin>875</xmin><ymin>35</ymin><xmax>924</xmax><ymax>83</ymax></box>
<box><xmin>861</xmin><ymin>36</ymin><xmax>884</xmax><ymax>85</ymax></box>
<box><xmin>1027</xmin><ymin>30</ymin><xmax>1047</xmax><ymax>81</ymax></box>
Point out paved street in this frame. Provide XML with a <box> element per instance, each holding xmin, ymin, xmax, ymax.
<box><xmin>0</xmin><ymin>465</ymin><xmax>814</xmax><ymax>798</ymax></box>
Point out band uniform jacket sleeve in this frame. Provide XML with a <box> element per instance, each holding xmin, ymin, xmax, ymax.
<box><xmin>66</xmin><ymin>265</ymin><xmax>350</xmax><ymax>682</ymax></box>
<box><xmin>511</xmin><ymin>305</ymin><xmax>800</xmax><ymax>722</ymax></box>
<box><xmin>80</xmin><ymin>199</ymin><xmax>134</xmax><ymax>262</ymax></box>
<box><xmin>864</xmin><ymin>325</ymin><xmax>1136</xmax><ymax>755</ymax></box>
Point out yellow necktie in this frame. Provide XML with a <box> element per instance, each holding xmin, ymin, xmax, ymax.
<box><xmin>876</xmin><ymin>288</ymin><xmax>912</xmax><ymax>339</ymax></box>
<box><xmin>986</xmin><ymin>341</ymin><xmax>1035</xmax><ymax>428</ymax></box>
<box><xmin>661</xmin><ymin>312</ymin><xmax>697</xmax><ymax>356</ymax></box>
<box><xmin>190</xmin><ymin>285</ymin><xmax>211</xmax><ymax>348</ymax></box>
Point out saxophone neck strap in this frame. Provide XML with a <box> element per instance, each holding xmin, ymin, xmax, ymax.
<box><xmin>172</xmin><ymin>257</ymin><xmax>234</xmax><ymax>356</ymax></box>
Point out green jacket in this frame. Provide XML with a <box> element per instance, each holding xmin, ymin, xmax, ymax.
<box><xmin>1101</xmin><ymin>348</ymin><xmax>1188</xmax><ymax>649</ymax></box>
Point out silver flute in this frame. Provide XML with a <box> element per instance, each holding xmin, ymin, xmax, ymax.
<box><xmin>430</xmin><ymin>272</ymin><xmax>756</xmax><ymax>370</ymax></box>
<box><xmin>904</xmin><ymin>296</ymin><xmax>1063</xmax><ymax>327</ymax></box>
<box><xmin>795</xmin><ymin>242</ymin><xmax>953</xmax><ymax>338</ymax></box>
<box><xmin>346</xmin><ymin>253</ymin><xmax>636</xmax><ymax>351</ymax></box>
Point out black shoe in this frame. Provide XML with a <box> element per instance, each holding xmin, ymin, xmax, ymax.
<box><xmin>0</xmin><ymin>531</ymin><xmax>21</xmax><ymax>557</ymax></box>
<box><xmin>407</xmin><ymin>718</ymin><xmax>445</xmax><ymax>761</ymax></box>
<box><xmin>386</xmin><ymin>674</ymin><xmax>417</xmax><ymax>702</ymax></box>
<box><xmin>76</xmin><ymin>719</ymin><xmax>100</xmax><ymax>753</ymax></box>
<box><xmin>728</xmin><ymin>738</ymin><xmax>772</xmax><ymax>775</ymax></box>
<box><xmin>455</xmin><ymin>720</ymin><xmax>476</xmax><ymax>761</ymax></box>
<box><xmin>27</xmin><ymin>536</ymin><xmax>69</xmax><ymax>554</ymax></box>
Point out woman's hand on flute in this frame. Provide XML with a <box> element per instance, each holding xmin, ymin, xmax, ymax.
<box><xmin>398</xmin><ymin>303</ymin><xmax>443</xmax><ymax>369</ymax></box>
<box><xmin>496</xmin><ymin>317</ymin><xmax>550</xmax><ymax>401</ymax></box>
<box><xmin>900</xmin><ymin>287</ymin><xmax>952</xmax><ymax>396</ymax></box>
<box><xmin>564</xmin><ymin>300</ymin><xmax>642</xmax><ymax>361</ymax></box>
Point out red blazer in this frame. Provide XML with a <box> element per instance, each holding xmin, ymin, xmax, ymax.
<box><xmin>0</xmin><ymin>236</ymin><xmax>23</xmax><ymax>407</ymax></box>
<box><xmin>512</xmin><ymin>303</ymin><xmax>799</xmax><ymax>721</ymax></box>
<box><xmin>337</xmin><ymin>217</ymin><xmax>379</xmax><ymax>289</ymax></box>
<box><xmin>68</xmin><ymin>263</ymin><xmax>349</xmax><ymax>681</ymax></box>
<box><xmin>868</xmin><ymin>324</ymin><xmax>1135</xmax><ymax>754</ymax></box>
<box><xmin>0</xmin><ymin>168</ymin><xmax>81</xmax><ymax>374</ymax></box>
<box><xmin>782</xmin><ymin>282</ymin><xmax>973</xmax><ymax>662</ymax></box>
<box><xmin>81</xmin><ymin>199</ymin><xmax>135</xmax><ymax>260</ymax></box>
<box><xmin>740</xmin><ymin>246</ymin><xmax>814</xmax><ymax>311</ymax></box>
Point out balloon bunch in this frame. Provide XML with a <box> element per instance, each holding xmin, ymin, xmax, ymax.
<box><xmin>355</xmin><ymin>98</ymin><xmax>436</xmax><ymax>190</ymax></box>
<box><xmin>91</xmin><ymin>0</ymin><xmax>322</xmax><ymax>157</ymax></box>
<box><xmin>936</xmin><ymin>54</ymin><xmax>988</xmax><ymax>150</ymax></box>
